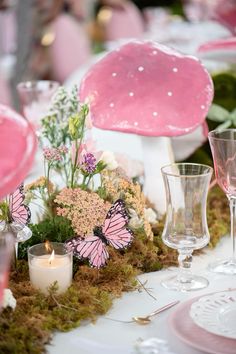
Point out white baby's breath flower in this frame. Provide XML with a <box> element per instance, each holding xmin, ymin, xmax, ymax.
<box><xmin>144</xmin><ymin>208</ymin><xmax>157</xmax><ymax>224</ymax></box>
<box><xmin>100</xmin><ymin>151</ymin><xmax>118</xmax><ymax>170</ymax></box>
<box><xmin>3</xmin><ymin>289</ymin><xmax>16</xmax><ymax>310</ymax></box>
<box><xmin>129</xmin><ymin>209</ymin><xmax>143</xmax><ymax>229</ymax></box>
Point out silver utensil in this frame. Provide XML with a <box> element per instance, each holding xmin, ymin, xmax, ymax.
<box><xmin>106</xmin><ymin>300</ymin><xmax>179</xmax><ymax>325</ymax></box>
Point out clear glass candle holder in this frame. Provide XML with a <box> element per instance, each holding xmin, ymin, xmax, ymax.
<box><xmin>161</xmin><ymin>163</ymin><xmax>213</xmax><ymax>291</ymax></box>
<box><xmin>28</xmin><ymin>242</ymin><xmax>73</xmax><ymax>295</ymax></box>
<box><xmin>0</xmin><ymin>232</ymin><xmax>14</xmax><ymax>310</ymax></box>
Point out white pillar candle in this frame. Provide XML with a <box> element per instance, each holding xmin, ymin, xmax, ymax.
<box><xmin>28</xmin><ymin>243</ymin><xmax>73</xmax><ymax>295</ymax></box>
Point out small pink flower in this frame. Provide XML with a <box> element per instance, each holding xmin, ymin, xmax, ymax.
<box><xmin>71</xmin><ymin>138</ymin><xmax>102</xmax><ymax>166</ymax></box>
<box><xmin>85</xmin><ymin>113</ymin><xmax>93</xmax><ymax>130</ymax></box>
<box><xmin>58</xmin><ymin>145</ymin><xmax>69</xmax><ymax>154</ymax></box>
<box><xmin>43</xmin><ymin>146</ymin><xmax>65</xmax><ymax>162</ymax></box>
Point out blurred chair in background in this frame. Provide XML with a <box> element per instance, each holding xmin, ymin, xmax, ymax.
<box><xmin>0</xmin><ymin>72</ymin><xmax>11</xmax><ymax>105</ymax></box>
<box><xmin>211</xmin><ymin>0</ymin><xmax>236</xmax><ymax>35</ymax></box>
<box><xmin>29</xmin><ymin>0</ymin><xmax>92</xmax><ymax>83</ymax></box>
<box><xmin>93</xmin><ymin>0</ymin><xmax>145</xmax><ymax>42</ymax></box>
<box><xmin>0</xmin><ymin>0</ymin><xmax>17</xmax><ymax>106</ymax></box>
<box><xmin>183</xmin><ymin>0</ymin><xmax>236</xmax><ymax>34</ymax></box>
<box><xmin>10</xmin><ymin>0</ymin><xmax>93</xmax><ymax>108</ymax></box>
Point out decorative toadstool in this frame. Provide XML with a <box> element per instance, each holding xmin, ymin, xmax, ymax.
<box><xmin>79</xmin><ymin>41</ymin><xmax>213</xmax><ymax>214</ymax></box>
<box><xmin>0</xmin><ymin>104</ymin><xmax>37</xmax><ymax>199</ymax></box>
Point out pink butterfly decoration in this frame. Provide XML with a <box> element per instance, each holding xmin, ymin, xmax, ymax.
<box><xmin>65</xmin><ymin>199</ymin><xmax>133</xmax><ymax>268</ymax></box>
<box><xmin>8</xmin><ymin>183</ymin><xmax>31</xmax><ymax>227</ymax></box>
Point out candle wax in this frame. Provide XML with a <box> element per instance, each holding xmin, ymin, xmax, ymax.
<box><xmin>29</xmin><ymin>254</ymin><xmax>72</xmax><ymax>295</ymax></box>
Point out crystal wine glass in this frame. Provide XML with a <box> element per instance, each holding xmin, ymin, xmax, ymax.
<box><xmin>17</xmin><ymin>80</ymin><xmax>59</xmax><ymax>175</ymax></box>
<box><xmin>161</xmin><ymin>163</ymin><xmax>213</xmax><ymax>291</ymax></box>
<box><xmin>17</xmin><ymin>80</ymin><xmax>59</xmax><ymax>134</ymax></box>
<box><xmin>208</xmin><ymin>129</ymin><xmax>236</xmax><ymax>274</ymax></box>
<box><xmin>0</xmin><ymin>232</ymin><xmax>14</xmax><ymax>311</ymax></box>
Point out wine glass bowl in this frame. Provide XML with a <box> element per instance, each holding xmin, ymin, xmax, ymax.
<box><xmin>161</xmin><ymin>163</ymin><xmax>213</xmax><ymax>291</ymax></box>
<box><xmin>17</xmin><ymin>80</ymin><xmax>59</xmax><ymax>133</ymax></box>
<box><xmin>0</xmin><ymin>232</ymin><xmax>14</xmax><ymax>311</ymax></box>
<box><xmin>208</xmin><ymin>129</ymin><xmax>236</xmax><ymax>274</ymax></box>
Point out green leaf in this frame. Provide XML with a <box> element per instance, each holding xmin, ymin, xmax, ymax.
<box><xmin>207</xmin><ymin>103</ymin><xmax>230</xmax><ymax>122</ymax></box>
<box><xmin>229</xmin><ymin>108</ymin><xmax>236</xmax><ymax>125</ymax></box>
<box><xmin>217</xmin><ymin>120</ymin><xmax>232</xmax><ymax>131</ymax></box>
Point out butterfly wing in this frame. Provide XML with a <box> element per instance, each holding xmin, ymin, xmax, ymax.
<box><xmin>9</xmin><ymin>183</ymin><xmax>31</xmax><ymax>225</ymax></box>
<box><xmin>106</xmin><ymin>199</ymin><xmax>127</xmax><ymax>218</ymax></box>
<box><xmin>103</xmin><ymin>200</ymin><xmax>133</xmax><ymax>250</ymax></box>
<box><xmin>65</xmin><ymin>235</ymin><xmax>109</xmax><ymax>269</ymax></box>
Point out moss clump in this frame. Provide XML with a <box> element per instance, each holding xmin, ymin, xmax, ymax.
<box><xmin>0</xmin><ymin>186</ymin><xmax>229</xmax><ymax>354</ymax></box>
<box><xmin>207</xmin><ymin>186</ymin><xmax>229</xmax><ymax>247</ymax></box>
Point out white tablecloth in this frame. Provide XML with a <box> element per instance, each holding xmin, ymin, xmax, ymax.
<box><xmin>47</xmin><ymin>236</ymin><xmax>234</xmax><ymax>354</ymax></box>
<box><xmin>45</xmin><ymin>18</ymin><xmax>235</xmax><ymax>354</ymax></box>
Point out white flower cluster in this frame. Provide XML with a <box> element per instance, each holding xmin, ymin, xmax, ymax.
<box><xmin>100</xmin><ymin>151</ymin><xmax>118</xmax><ymax>170</ymax></box>
<box><xmin>2</xmin><ymin>289</ymin><xmax>16</xmax><ymax>310</ymax></box>
<box><xmin>129</xmin><ymin>207</ymin><xmax>158</xmax><ymax>229</ymax></box>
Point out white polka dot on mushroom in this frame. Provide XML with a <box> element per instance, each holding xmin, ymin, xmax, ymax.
<box><xmin>173</xmin><ymin>68</ymin><xmax>178</xmax><ymax>72</ymax></box>
<box><xmin>138</xmin><ymin>66</ymin><xmax>144</xmax><ymax>72</ymax></box>
<box><xmin>109</xmin><ymin>103</ymin><xmax>114</xmax><ymax>108</ymax></box>
<box><xmin>152</xmin><ymin>112</ymin><xmax>158</xmax><ymax>117</ymax></box>
<box><xmin>129</xmin><ymin>92</ymin><xmax>134</xmax><ymax>97</ymax></box>
<box><xmin>201</xmin><ymin>105</ymin><xmax>205</xmax><ymax>109</ymax></box>
<box><xmin>152</xmin><ymin>50</ymin><xmax>158</xmax><ymax>55</ymax></box>
<box><xmin>134</xmin><ymin>122</ymin><xmax>138</xmax><ymax>126</ymax></box>
<box><xmin>112</xmin><ymin>72</ymin><xmax>117</xmax><ymax>77</ymax></box>
<box><xmin>168</xmin><ymin>91</ymin><xmax>173</xmax><ymax>96</ymax></box>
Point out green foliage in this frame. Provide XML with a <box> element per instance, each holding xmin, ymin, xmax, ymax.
<box><xmin>208</xmin><ymin>103</ymin><xmax>236</xmax><ymax>130</ymax></box>
<box><xmin>212</xmin><ymin>72</ymin><xmax>236</xmax><ymax>112</ymax></box>
<box><xmin>18</xmin><ymin>216</ymin><xmax>74</xmax><ymax>260</ymax></box>
<box><xmin>187</xmin><ymin>71</ymin><xmax>236</xmax><ymax>165</ymax></box>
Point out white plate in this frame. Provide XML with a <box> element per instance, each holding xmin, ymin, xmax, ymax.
<box><xmin>190</xmin><ymin>290</ymin><xmax>236</xmax><ymax>339</ymax></box>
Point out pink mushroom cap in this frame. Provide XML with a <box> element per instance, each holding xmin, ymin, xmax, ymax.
<box><xmin>0</xmin><ymin>104</ymin><xmax>37</xmax><ymax>199</ymax></box>
<box><xmin>79</xmin><ymin>41</ymin><xmax>214</xmax><ymax>137</ymax></box>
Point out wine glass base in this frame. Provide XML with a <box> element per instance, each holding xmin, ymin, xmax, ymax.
<box><xmin>161</xmin><ymin>274</ymin><xmax>209</xmax><ymax>292</ymax></box>
<box><xmin>208</xmin><ymin>259</ymin><xmax>236</xmax><ymax>275</ymax></box>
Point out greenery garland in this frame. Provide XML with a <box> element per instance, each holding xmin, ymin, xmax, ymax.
<box><xmin>0</xmin><ymin>187</ymin><xmax>229</xmax><ymax>354</ymax></box>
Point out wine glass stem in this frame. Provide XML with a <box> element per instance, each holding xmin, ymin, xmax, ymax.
<box><xmin>177</xmin><ymin>250</ymin><xmax>193</xmax><ymax>283</ymax></box>
<box><xmin>229</xmin><ymin>197</ymin><xmax>236</xmax><ymax>261</ymax></box>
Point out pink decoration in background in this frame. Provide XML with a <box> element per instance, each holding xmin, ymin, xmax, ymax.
<box><xmin>50</xmin><ymin>14</ymin><xmax>91</xmax><ymax>83</ymax></box>
<box><xmin>199</xmin><ymin>37</ymin><xmax>236</xmax><ymax>52</ymax></box>
<box><xmin>0</xmin><ymin>104</ymin><xmax>37</xmax><ymax>200</ymax></box>
<box><xmin>198</xmin><ymin>37</ymin><xmax>236</xmax><ymax>63</ymax></box>
<box><xmin>80</xmin><ymin>41</ymin><xmax>213</xmax><ymax>137</ymax></box>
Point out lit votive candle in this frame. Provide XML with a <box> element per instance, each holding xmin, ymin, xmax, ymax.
<box><xmin>28</xmin><ymin>242</ymin><xmax>73</xmax><ymax>295</ymax></box>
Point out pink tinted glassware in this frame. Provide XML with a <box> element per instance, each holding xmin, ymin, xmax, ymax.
<box><xmin>17</xmin><ymin>80</ymin><xmax>59</xmax><ymax>133</ymax></box>
<box><xmin>208</xmin><ymin>129</ymin><xmax>236</xmax><ymax>274</ymax></box>
<box><xmin>0</xmin><ymin>232</ymin><xmax>14</xmax><ymax>311</ymax></box>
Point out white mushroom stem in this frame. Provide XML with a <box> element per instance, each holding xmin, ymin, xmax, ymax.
<box><xmin>141</xmin><ymin>136</ymin><xmax>174</xmax><ymax>215</ymax></box>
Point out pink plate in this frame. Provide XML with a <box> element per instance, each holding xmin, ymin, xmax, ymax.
<box><xmin>169</xmin><ymin>293</ymin><xmax>236</xmax><ymax>354</ymax></box>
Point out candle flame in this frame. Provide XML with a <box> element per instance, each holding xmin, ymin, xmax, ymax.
<box><xmin>48</xmin><ymin>249</ymin><xmax>55</xmax><ymax>265</ymax></box>
<box><xmin>45</xmin><ymin>240</ymin><xmax>53</xmax><ymax>253</ymax></box>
